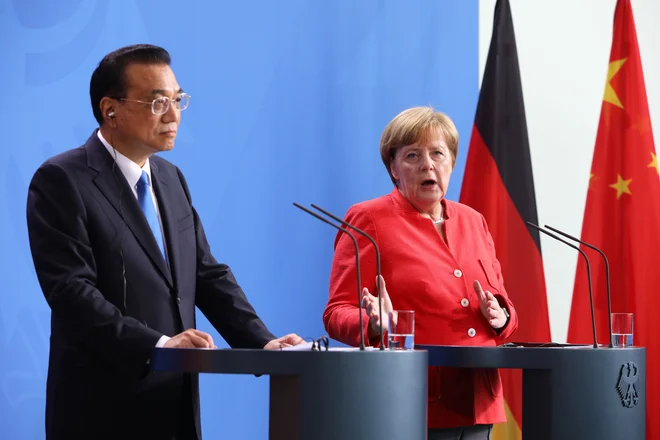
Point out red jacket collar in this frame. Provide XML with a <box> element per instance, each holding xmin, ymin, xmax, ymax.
<box><xmin>389</xmin><ymin>186</ymin><xmax>454</xmax><ymax>220</ymax></box>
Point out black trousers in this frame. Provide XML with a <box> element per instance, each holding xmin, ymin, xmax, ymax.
<box><xmin>175</xmin><ymin>373</ymin><xmax>199</xmax><ymax>440</ymax></box>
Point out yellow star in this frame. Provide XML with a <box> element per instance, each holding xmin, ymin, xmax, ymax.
<box><xmin>603</xmin><ymin>58</ymin><xmax>627</xmax><ymax>108</ymax></box>
<box><xmin>609</xmin><ymin>174</ymin><xmax>632</xmax><ymax>198</ymax></box>
<box><xmin>589</xmin><ymin>172</ymin><xmax>597</xmax><ymax>189</ymax></box>
<box><xmin>649</xmin><ymin>152</ymin><xmax>659</xmax><ymax>175</ymax></box>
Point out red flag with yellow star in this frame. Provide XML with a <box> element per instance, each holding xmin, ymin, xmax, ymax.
<box><xmin>567</xmin><ymin>0</ymin><xmax>659</xmax><ymax>437</ymax></box>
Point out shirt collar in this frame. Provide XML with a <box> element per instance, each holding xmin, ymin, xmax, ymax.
<box><xmin>97</xmin><ymin>130</ymin><xmax>152</xmax><ymax>189</ymax></box>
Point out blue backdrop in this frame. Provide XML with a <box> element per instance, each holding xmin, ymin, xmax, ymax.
<box><xmin>0</xmin><ymin>0</ymin><xmax>479</xmax><ymax>438</ymax></box>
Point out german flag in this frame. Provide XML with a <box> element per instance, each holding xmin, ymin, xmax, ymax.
<box><xmin>459</xmin><ymin>0</ymin><xmax>551</xmax><ymax>437</ymax></box>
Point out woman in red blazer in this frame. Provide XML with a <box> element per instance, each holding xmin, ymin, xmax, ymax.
<box><xmin>323</xmin><ymin>106</ymin><xmax>518</xmax><ymax>440</ymax></box>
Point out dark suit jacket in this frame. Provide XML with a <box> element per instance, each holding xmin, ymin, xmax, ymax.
<box><xmin>26</xmin><ymin>131</ymin><xmax>275</xmax><ymax>440</ymax></box>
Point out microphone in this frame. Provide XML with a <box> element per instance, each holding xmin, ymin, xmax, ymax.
<box><xmin>293</xmin><ymin>202</ymin><xmax>366</xmax><ymax>350</ymax></box>
<box><xmin>525</xmin><ymin>222</ymin><xmax>598</xmax><ymax>349</ymax></box>
<box><xmin>310</xmin><ymin>204</ymin><xmax>385</xmax><ymax>350</ymax></box>
<box><xmin>543</xmin><ymin>225</ymin><xmax>613</xmax><ymax>348</ymax></box>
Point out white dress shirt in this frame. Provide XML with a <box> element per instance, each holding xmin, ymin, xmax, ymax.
<box><xmin>97</xmin><ymin>130</ymin><xmax>171</xmax><ymax>348</ymax></box>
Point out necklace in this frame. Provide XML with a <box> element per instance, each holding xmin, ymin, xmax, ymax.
<box><xmin>432</xmin><ymin>208</ymin><xmax>445</xmax><ymax>224</ymax></box>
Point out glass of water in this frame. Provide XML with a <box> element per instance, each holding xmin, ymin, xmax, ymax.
<box><xmin>611</xmin><ymin>313</ymin><xmax>633</xmax><ymax>347</ymax></box>
<box><xmin>388</xmin><ymin>310</ymin><xmax>414</xmax><ymax>350</ymax></box>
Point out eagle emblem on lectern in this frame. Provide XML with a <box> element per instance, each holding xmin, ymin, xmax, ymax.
<box><xmin>616</xmin><ymin>362</ymin><xmax>639</xmax><ymax>408</ymax></box>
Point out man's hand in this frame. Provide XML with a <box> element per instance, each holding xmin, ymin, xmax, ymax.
<box><xmin>264</xmin><ymin>333</ymin><xmax>305</xmax><ymax>350</ymax></box>
<box><xmin>164</xmin><ymin>329</ymin><xmax>217</xmax><ymax>349</ymax></box>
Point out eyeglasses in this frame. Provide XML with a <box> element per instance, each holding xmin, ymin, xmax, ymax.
<box><xmin>291</xmin><ymin>336</ymin><xmax>330</xmax><ymax>351</ymax></box>
<box><xmin>114</xmin><ymin>93</ymin><xmax>191</xmax><ymax>115</ymax></box>
<box><xmin>311</xmin><ymin>336</ymin><xmax>329</xmax><ymax>351</ymax></box>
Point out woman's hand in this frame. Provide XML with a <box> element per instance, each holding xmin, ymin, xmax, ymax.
<box><xmin>360</xmin><ymin>275</ymin><xmax>393</xmax><ymax>337</ymax></box>
<box><xmin>473</xmin><ymin>280</ymin><xmax>507</xmax><ymax>329</ymax></box>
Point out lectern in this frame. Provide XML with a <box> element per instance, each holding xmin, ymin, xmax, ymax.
<box><xmin>151</xmin><ymin>347</ymin><xmax>428</xmax><ymax>440</ymax></box>
<box><xmin>416</xmin><ymin>343</ymin><xmax>645</xmax><ymax>440</ymax></box>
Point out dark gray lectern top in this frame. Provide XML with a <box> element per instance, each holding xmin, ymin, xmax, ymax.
<box><xmin>152</xmin><ymin>346</ymin><xmax>426</xmax><ymax>375</ymax></box>
<box><xmin>417</xmin><ymin>342</ymin><xmax>645</xmax><ymax>368</ymax></box>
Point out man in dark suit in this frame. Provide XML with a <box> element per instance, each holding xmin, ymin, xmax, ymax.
<box><xmin>26</xmin><ymin>44</ymin><xmax>303</xmax><ymax>440</ymax></box>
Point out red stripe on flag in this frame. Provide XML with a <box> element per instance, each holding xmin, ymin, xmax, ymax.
<box><xmin>568</xmin><ymin>1</ymin><xmax>659</xmax><ymax>437</ymax></box>
<box><xmin>461</xmin><ymin>127</ymin><xmax>551</xmax><ymax>433</ymax></box>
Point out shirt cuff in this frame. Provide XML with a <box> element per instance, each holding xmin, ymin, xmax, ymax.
<box><xmin>155</xmin><ymin>335</ymin><xmax>171</xmax><ymax>348</ymax></box>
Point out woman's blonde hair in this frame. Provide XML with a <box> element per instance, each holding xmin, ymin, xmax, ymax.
<box><xmin>379</xmin><ymin>106</ymin><xmax>459</xmax><ymax>186</ymax></box>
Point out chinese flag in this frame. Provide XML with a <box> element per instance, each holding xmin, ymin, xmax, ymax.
<box><xmin>567</xmin><ymin>0</ymin><xmax>659</xmax><ymax>437</ymax></box>
<box><xmin>459</xmin><ymin>0</ymin><xmax>551</xmax><ymax>438</ymax></box>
